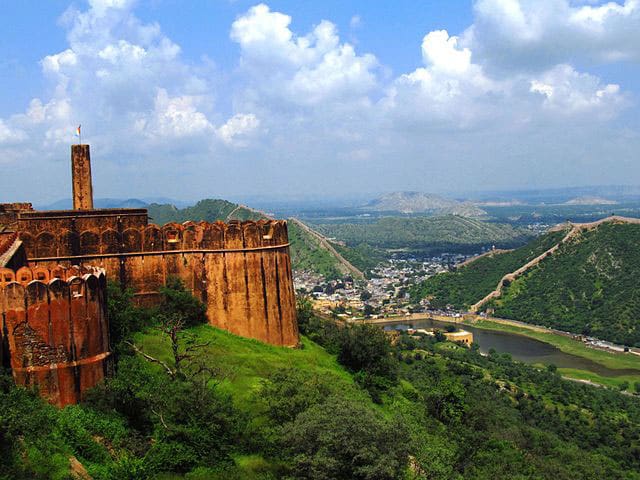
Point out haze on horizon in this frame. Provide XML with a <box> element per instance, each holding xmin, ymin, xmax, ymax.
<box><xmin>1</xmin><ymin>0</ymin><xmax>639</xmax><ymax>205</ymax></box>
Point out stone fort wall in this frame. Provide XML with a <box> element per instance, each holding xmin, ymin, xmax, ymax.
<box><xmin>0</xmin><ymin>266</ymin><xmax>110</xmax><ymax>407</ymax></box>
<box><xmin>18</xmin><ymin>218</ymin><xmax>299</xmax><ymax>347</ymax></box>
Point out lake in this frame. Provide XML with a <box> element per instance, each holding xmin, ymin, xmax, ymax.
<box><xmin>384</xmin><ymin>318</ymin><xmax>640</xmax><ymax>378</ymax></box>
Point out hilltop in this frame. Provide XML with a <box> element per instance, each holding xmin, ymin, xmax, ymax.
<box><xmin>413</xmin><ymin>217</ymin><xmax>640</xmax><ymax>346</ymax></box>
<box><xmin>364</xmin><ymin>191</ymin><xmax>486</xmax><ymax>217</ymax></box>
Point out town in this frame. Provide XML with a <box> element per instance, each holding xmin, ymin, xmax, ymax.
<box><xmin>294</xmin><ymin>252</ymin><xmax>471</xmax><ymax>320</ymax></box>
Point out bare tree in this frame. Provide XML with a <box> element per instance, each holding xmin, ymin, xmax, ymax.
<box><xmin>127</xmin><ymin>312</ymin><xmax>211</xmax><ymax>381</ymax></box>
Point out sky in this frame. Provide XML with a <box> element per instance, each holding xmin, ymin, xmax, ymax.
<box><xmin>1</xmin><ymin>0</ymin><xmax>639</xmax><ymax>204</ymax></box>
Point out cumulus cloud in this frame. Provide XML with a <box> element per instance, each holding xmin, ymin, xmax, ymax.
<box><xmin>231</xmin><ymin>4</ymin><xmax>378</xmax><ymax>106</ymax></box>
<box><xmin>0</xmin><ymin>1</ymin><xmax>637</xmax><ymax>202</ymax></box>
<box><xmin>464</xmin><ymin>0</ymin><xmax>640</xmax><ymax>70</ymax></box>
<box><xmin>216</xmin><ymin>113</ymin><xmax>261</xmax><ymax>146</ymax></box>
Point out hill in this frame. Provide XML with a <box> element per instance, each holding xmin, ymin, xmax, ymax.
<box><xmin>365</xmin><ymin>191</ymin><xmax>486</xmax><ymax>216</ymax></box>
<box><xmin>147</xmin><ymin>199</ymin><xmax>265</xmax><ymax>225</ymax></box>
<box><xmin>410</xmin><ymin>229</ymin><xmax>567</xmax><ymax>308</ymax></box>
<box><xmin>564</xmin><ymin>196</ymin><xmax>617</xmax><ymax>205</ymax></box>
<box><xmin>414</xmin><ymin>218</ymin><xmax>640</xmax><ymax>346</ymax></box>
<box><xmin>288</xmin><ymin>220</ymin><xmax>364</xmax><ymax>280</ymax></box>
<box><xmin>486</xmin><ymin>220</ymin><xmax>640</xmax><ymax>346</ymax></box>
<box><xmin>317</xmin><ymin>215</ymin><xmax>531</xmax><ymax>254</ymax></box>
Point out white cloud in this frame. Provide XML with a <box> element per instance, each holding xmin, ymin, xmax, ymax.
<box><xmin>465</xmin><ymin>0</ymin><xmax>640</xmax><ymax>69</ymax></box>
<box><xmin>217</xmin><ymin>113</ymin><xmax>261</xmax><ymax>146</ymax></box>
<box><xmin>529</xmin><ymin>64</ymin><xmax>625</xmax><ymax>118</ymax></box>
<box><xmin>231</xmin><ymin>4</ymin><xmax>378</xmax><ymax>106</ymax></box>
<box><xmin>0</xmin><ymin>1</ymin><xmax>637</xmax><ymax>202</ymax></box>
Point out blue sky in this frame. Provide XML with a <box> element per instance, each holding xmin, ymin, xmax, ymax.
<box><xmin>1</xmin><ymin>0</ymin><xmax>639</xmax><ymax>204</ymax></box>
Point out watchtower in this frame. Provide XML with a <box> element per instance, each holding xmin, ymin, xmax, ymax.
<box><xmin>71</xmin><ymin>144</ymin><xmax>94</xmax><ymax>210</ymax></box>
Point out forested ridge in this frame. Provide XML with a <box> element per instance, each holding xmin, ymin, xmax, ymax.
<box><xmin>147</xmin><ymin>199</ymin><xmax>264</xmax><ymax>225</ymax></box>
<box><xmin>410</xmin><ymin>229</ymin><xmax>567</xmax><ymax>308</ymax></box>
<box><xmin>316</xmin><ymin>215</ymin><xmax>531</xmax><ymax>253</ymax></box>
<box><xmin>488</xmin><ymin>222</ymin><xmax>640</xmax><ymax>346</ymax></box>
<box><xmin>413</xmin><ymin>221</ymin><xmax>640</xmax><ymax>346</ymax></box>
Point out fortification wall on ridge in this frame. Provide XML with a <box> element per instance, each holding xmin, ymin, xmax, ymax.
<box><xmin>0</xmin><ymin>266</ymin><xmax>110</xmax><ymax>406</ymax></box>
<box><xmin>25</xmin><ymin>220</ymin><xmax>299</xmax><ymax>347</ymax></box>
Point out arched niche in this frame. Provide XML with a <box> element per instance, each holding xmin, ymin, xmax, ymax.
<box><xmin>80</xmin><ymin>231</ymin><xmax>100</xmax><ymax>255</ymax></box>
<box><xmin>36</xmin><ymin>232</ymin><xmax>57</xmax><ymax>258</ymax></box>
<box><xmin>122</xmin><ymin>228</ymin><xmax>142</xmax><ymax>253</ymax></box>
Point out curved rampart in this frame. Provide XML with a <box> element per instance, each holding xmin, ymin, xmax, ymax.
<box><xmin>24</xmin><ymin>220</ymin><xmax>299</xmax><ymax>347</ymax></box>
<box><xmin>0</xmin><ymin>266</ymin><xmax>110</xmax><ymax>406</ymax></box>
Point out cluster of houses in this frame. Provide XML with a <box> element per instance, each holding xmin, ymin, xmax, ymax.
<box><xmin>294</xmin><ymin>253</ymin><xmax>471</xmax><ymax>320</ymax></box>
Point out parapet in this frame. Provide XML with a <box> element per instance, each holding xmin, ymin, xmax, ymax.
<box><xmin>0</xmin><ymin>265</ymin><xmax>110</xmax><ymax>406</ymax></box>
<box><xmin>20</xmin><ymin>219</ymin><xmax>290</xmax><ymax>260</ymax></box>
<box><xmin>0</xmin><ymin>203</ymin><xmax>33</xmax><ymax>227</ymax></box>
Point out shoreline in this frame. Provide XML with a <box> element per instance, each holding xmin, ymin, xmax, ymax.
<box><xmin>352</xmin><ymin>312</ymin><xmax>640</xmax><ymax>389</ymax></box>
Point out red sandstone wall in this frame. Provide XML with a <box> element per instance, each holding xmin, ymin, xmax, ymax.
<box><xmin>24</xmin><ymin>219</ymin><xmax>299</xmax><ymax>347</ymax></box>
<box><xmin>0</xmin><ymin>266</ymin><xmax>110</xmax><ymax>406</ymax></box>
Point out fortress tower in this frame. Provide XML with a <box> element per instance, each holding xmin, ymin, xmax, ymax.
<box><xmin>71</xmin><ymin>144</ymin><xmax>94</xmax><ymax>210</ymax></box>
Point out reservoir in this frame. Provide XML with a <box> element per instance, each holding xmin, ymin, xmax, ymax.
<box><xmin>384</xmin><ymin>318</ymin><xmax>640</xmax><ymax>378</ymax></box>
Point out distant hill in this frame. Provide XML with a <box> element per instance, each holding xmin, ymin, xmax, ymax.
<box><xmin>414</xmin><ymin>218</ymin><xmax>640</xmax><ymax>346</ymax></box>
<box><xmin>147</xmin><ymin>199</ymin><xmax>265</xmax><ymax>225</ymax></box>
<box><xmin>364</xmin><ymin>192</ymin><xmax>486</xmax><ymax>217</ymax></box>
<box><xmin>317</xmin><ymin>215</ymin><xmax>531</xmax><ymax>254</ymax></box>
<box><xmin>564</xmin><ymin>196</ymin><xmax>617</xmax><ymax>205</ymax></box>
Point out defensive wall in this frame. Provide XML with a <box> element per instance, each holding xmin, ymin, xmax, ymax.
<box><xmin>0</xmin><ymin>265</ymin><xmax>110</xmax><ymax>406</ymax></box>
<box><xmin>17</xmin><ymin>216</ymin><xmax>299</xmax><ymax>347</ymax></box>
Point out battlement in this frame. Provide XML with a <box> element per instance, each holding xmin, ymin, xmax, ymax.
<box><xmin>0</xmin><ymin>266</ymin><xmax>110</xmax><ymax>406</ymax></box>
<box><xmin>18</xmin><ymin>219</ymin><xmax>289</xmax><ymax>260</ymax></box>
<box><xmin>0</xmin><ymin>202</ymin><xmax>34</xmax><ymax>227</ymax></box>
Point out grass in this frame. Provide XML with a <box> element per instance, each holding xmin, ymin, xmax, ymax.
<box><xmin>465</xmin><ymin>318</ymin><xmax>640</xmax><ymax>389</ymax></box>
<box><xmin>134</xmin><ymin>324</ymin><xmax>370</xmax><ymax>479</ymax></box>
<box><xmin>134</xmin><ymin>324</ymin><xmax>361</xmax><ymax>408</ymax></box>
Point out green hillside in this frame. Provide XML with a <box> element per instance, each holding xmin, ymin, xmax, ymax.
<box><xmin>411</xmin><ymin>229</ymin><xmax>567</xmax><ymax>308</ymax></box>
<box><xmin>147</xmin><ymin>199</ymin><xmax>264</xmax><ymax>225</ymax></box>
<box><xmin>288</xmin><ymin>220</ymin><xmax>344</xmax><ymax>279</ymax></box>
<box><xmin>487</xmin><ymin>222</ymin><xmax>640</xmax><ymax>346</ymax></box>
<box><xmin>4</xmin><ymin>287</ymin><xmax>640</xmax><ymax>479</ymax></box>
<box><xmin>316</xmin><ymin>215</ymin><xmax>531</xmax><ymax>254</ymax></box>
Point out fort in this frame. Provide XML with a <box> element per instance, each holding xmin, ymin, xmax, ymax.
<box><xmin>0</xmin><ymin>144</ymin><xmax>298</xmax><ymax>405</ymax></box>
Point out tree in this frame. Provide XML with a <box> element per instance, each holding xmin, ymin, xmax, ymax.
<box><xmin>128</xmin><ymin>313</ymin><xmax>210</xmax><ymax>380</ymax></box>
<box><xmin>281</xmin><ymin>397</ymin><xmax>408</xmax><ymax>480</ymax></box>
<box><xmin>296</xmin><ymin>296</ymin><xmax>314</xmax><ymax>335</ymax></box>
<box><xmin>159</xmin><ymin>277</ymin><xmax>207</xmax><ymax>327</ymax></box>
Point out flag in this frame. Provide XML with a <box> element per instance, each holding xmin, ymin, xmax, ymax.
<box><xmin>75</xmin><ymin>125</ymin><xmax>81</xmax><ymax>137</ymax></box>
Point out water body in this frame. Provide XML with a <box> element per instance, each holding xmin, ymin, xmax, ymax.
<box><xmin>385</xmin><ymin>318</ymin><xmax>640</xmax><ymax>378</ymax></box>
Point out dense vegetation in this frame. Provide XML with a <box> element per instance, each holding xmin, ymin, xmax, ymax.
<box><xmin>410</xmin><ymin>229</ymin><xmax>567</xmax><ymax>308</ymax></box>
<box><xmin>487</xmin><ymin>222</ymin><xmax>640</xmax><ymax>346</ymax></box>
<box><xmin>316</xmin><ymin>215</ymin><xmax>531</xmax><ymax>254</ymax></box>
<box><xmin>4</xmin><ymin>285</ymin><xmax>640</xmax><ymax>479</ymax></box>
<box><xmin>147</xmin><ymin>199</ymin><xmax>264</xmax><ymax>225</ymax></box>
